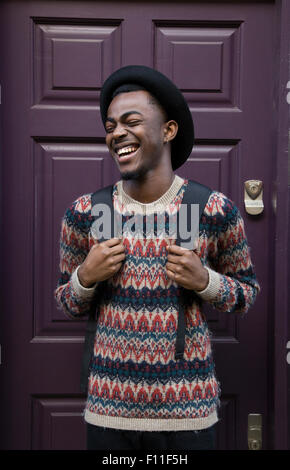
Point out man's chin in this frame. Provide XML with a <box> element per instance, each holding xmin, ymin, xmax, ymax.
<box><xmin>120</xmin><ymin>168</ymin><xmax>146</xmax><ymax>181</ymax></box>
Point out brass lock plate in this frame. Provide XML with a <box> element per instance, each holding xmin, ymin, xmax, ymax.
<box><xmin>248</xmin><ymin>414</ymin><xmax>262</xmax><ymax>450</ymax></box>
<box><xmin>244</xmin><ymin>180</ymin><xmax>264</xmax><ymax>215</ymax></box>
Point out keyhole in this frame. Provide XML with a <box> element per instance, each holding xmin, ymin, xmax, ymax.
<box><xmin>250</xmin><ymin>439</ymin><xmax>261</xmax><ymax>450</ymax></box>
<box><xmin>250</xmin><ymin>185</ymin><xmax>258</xmax><ymax>194</ymax></box>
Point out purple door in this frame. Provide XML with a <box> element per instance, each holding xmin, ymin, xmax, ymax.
<box><xmin>0</xmin><ymin>0</ymin><xmax>287</xmax><ymax>450</ymax></box>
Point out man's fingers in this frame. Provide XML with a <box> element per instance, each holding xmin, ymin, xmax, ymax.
<box><xmin>113</xmin><ymin>253</ymin><xmax>126</xmax><ymax>264</ymax></box>
<box><xmin>167</xmin><ymin>253</ymin><xmax>184</xmax><ymax>264</ymax></box>
<box><xmin>168</xmin><ymin>245</ymin><xmax>199</xmax><ymax>259</ymax></box>
<box><xmin>98</xmin><ymin>238</ymin><xmax>125</xmax><ymax>254</ymax></box>
<box><xmin>166</xmin><ymin>262</ymin><xmax>181</xmax><ymax>273</ymax></box>
<box><xmin>110</xmin><ymin>241</ymin><xmax>126</xmax><ymax>256</ymax></box>
<box><xmin>103</xmin><ymin>237</ymin><xmax>123</xmax><ymax>247</ymax></box>
<box><xmin>114</xmin><ymin>262</ymin><xmax>125</xmax><ymax>273</ymax></box>
<box><xmin>167</xmin><ymin>244</ymin><xmax>188</xmax><ymax>255</ymax></box>
<box><xmin>166</xmin><ymin>268</ymin><xmax>178</xmax><ymax>283</ymax></box>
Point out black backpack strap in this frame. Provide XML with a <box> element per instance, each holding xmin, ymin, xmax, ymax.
<box><xmin>80</xmin><ymin>185</ymin><xmax>114</xmax><ymax>394</ymax></box>
<box><xmin>174</xmin><ymin>180</ymin><xmax>212</xmax><ymax>360</ymax></box>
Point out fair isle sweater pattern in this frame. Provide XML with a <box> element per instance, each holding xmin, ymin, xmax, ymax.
<box><xmin>55</xmin><ymin>177</ymin><xmax>260</xmax><ymax>431</ymax></box>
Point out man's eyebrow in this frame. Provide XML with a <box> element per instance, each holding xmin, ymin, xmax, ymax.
<box><xmin>105</xmin><ymin>111</ymin><xmax>143</xmax><ymax>123</ymax></box>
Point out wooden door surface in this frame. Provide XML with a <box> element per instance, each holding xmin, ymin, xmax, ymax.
<box><xmin>0</xmin><ymin>0</ymin><xmax>276</xmax><ymax>449</ymax></box>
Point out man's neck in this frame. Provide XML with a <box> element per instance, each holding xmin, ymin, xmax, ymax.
<box><xmin>122</xmin><ymin>172</ymin><xmax>175</xmax><ymax>204</ymax></box>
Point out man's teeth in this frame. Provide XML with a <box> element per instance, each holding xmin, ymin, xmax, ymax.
<box><xmin>117</xmin><ymin>146</ymin><xmax>138</xmax><ymax>156</ymax></box>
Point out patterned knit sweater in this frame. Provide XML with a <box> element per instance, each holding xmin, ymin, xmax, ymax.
<box><xmin>55</xmin><ymin>175</ymin><xmax>260</xmax><ymax>432</ymax></box>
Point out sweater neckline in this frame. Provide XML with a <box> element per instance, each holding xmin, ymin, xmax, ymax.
<box><xmin>116</xmin><ymin>175</ymin><xmax>184</xmax><ymax>209</ymax></box>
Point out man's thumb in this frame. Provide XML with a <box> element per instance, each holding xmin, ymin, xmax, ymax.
<box><xmin>89</xmin><ymin>234</ymin><xmax>99</xmax><ymax>249</ymax></box>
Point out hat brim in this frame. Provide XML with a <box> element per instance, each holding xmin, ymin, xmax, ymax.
<box><xmin>100</xmin><ymin>65</ymin><xmax>194</xmax><ymax>171</ymax></box>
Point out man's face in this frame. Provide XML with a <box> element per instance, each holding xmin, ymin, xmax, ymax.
<box><xmin>105</xmin><ymin>90</ymin><xmax>168</xmax><ymax>181</ymax></box>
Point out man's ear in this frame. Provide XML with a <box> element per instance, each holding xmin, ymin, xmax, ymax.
<box><xmin>163</xmin><ymin>120</ymin><xmax>178</xmax><ymax>143</ymax></box>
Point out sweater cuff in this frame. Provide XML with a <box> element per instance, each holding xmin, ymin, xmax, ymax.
<box><xmin>195</xmin><ymin>266</ymin><xmax>221</xmax><ymax>301</ymax></box>
<box><xmin>71</xmin><ymin>266</ymin><xmax>98</xmax><ymax>299</ymax></box>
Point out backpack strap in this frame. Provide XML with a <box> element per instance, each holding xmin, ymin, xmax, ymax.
<box><xmin>174</xmin><ymin>180</ymin><xmax>212</xmax><ymax>360</ymax></box>
<box><xmin>80</xmin><ymin>185</ymin><xmax>114</xmax><ymax>394</ymax></box>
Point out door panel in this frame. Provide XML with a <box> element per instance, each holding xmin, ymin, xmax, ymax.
<box><xmin>0</xmin><ymin>0</ymin><xmax>275</xmax><ymax>449</ymax></box>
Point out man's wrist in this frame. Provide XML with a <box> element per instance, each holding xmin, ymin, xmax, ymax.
<box><xmin>195</xmin><ymin>266</ymin><xmax>221</xmax><ymax>301</ymax></box>
<box><xmin>71</xmin><ymin>266</ymin><xmax>98</xmax><ymax>300</ymax></box>
<box><xmin>195</xmin><ymin>267</ymin><xmax>209</xmax><ymax>292</ymax></box>
<box><xmin>77</xmin><ymin>265</ymin><xmax>96</xmax><ymax>288</ymax></box>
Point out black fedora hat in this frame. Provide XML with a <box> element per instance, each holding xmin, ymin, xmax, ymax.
<box><xmin>100</xmin><ymin>65</ymin><xmax>194</xmax><ymax>171</ymax></box>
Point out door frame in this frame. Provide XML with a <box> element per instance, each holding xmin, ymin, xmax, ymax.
<box><xmin>272</xmin><ymin>0</ymin><xmax>290</xmax><ymax>451</ymax></box>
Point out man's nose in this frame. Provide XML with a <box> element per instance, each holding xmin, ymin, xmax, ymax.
<box><xmin>112</xmin><ymin>122</ymin><xmax>127</xmax><ymax>139</ymax></box>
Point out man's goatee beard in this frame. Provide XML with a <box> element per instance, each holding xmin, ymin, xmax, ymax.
<box><xmin>121</xmin><ymin>167</ymin><xmax>147</xmax><ymax>181</ymax></box>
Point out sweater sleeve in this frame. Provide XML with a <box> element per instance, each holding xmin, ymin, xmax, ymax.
<box><xmin>54</xmin><ymin>194</ymin><xmax>98</xmax><ymax>319</ymax></box>
<box><xmin>195</xmin><ymin>192</ymin><xmax>260</xmax><ymax>314</ymax></box>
